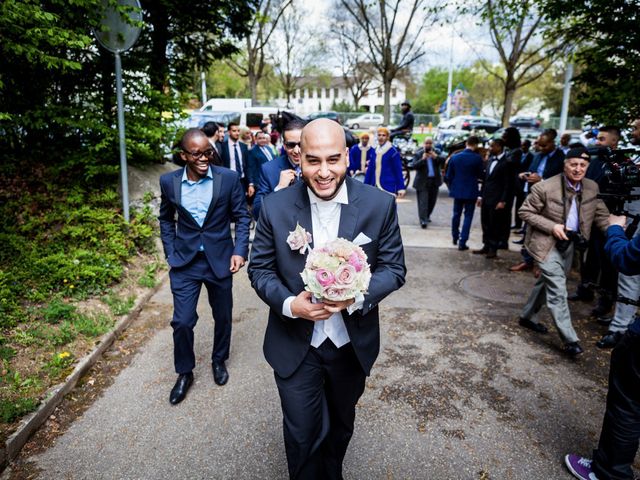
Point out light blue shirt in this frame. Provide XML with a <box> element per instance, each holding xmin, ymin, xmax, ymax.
<box><xmin>181</xmin><ymin>167</ymin><xmax>213</xmax><ymax>250</ymax></box>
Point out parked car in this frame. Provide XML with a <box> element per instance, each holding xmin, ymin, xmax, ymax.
<box><xmin>185</xmin><ymin>111</ymin><xmax>241</xmax><ymax>129</ymax></box>
<box><xmin>509</xmin><ymin>116</ymin><xmax>541</xmax><ymax>129</ymax></box>
<box><xmin>492</xmin><ymin>127</ymin><xmax>542</xmax><ymax>141</ymax></box>
<box><xmin>306</xmin><ymin>111</ymin><xmax>343</xmax><ymax>124</ymax></box>
<box><xmin>438</xmin><ymin>115</ymin><xmax>501</xmax><ymax>133</ymax></box>
<box><xmin>345</xmin><ymin>113</ymin><xmax>384</xmax><ymax>129</ymax></box>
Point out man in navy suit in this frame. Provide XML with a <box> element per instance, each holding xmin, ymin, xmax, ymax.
<box><xmin>248</xmin><ymin>119</ymin><xmax>406</xmax><ymax>479</ymax></box>
<box><xmin>220</xmin><ymin>122</ymin><xmax>252</xmax><ymax>199</ymax></box>
<box><xmin>474</xmin><ymin>138</ymin><xmax>512</xmax><ymax>258</ymax></box>
<box><xmin>159</xmin><ymin>129</ymin><xmax>251</xmax><ymax>405</ymax></box>
<box><xmin>252</xmin><ymin>118</ymin><xmax>307</xmax><ymax>220</ymax></box>
<box><xmin>247</xmin><ymin>131</ymin><xmax>275</xmax><ymax>187</ymax></box>
<box><xmin>445</xmin><ymin>135</ymin><xmax>484</xmax><ymax>250</ymax></box>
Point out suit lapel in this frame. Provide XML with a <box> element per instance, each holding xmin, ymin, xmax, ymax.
<box><xmin>338</xmin><ymin>179</ymin><xmax>359</xmax><ymax>241</ymax></box>
<box><xmin>203</xmin><ymin>168</ymin><xmax>222</xmax><ymax>225</ymax></box>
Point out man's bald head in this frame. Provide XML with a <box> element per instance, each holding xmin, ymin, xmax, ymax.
<box><xmin>180</xmin><ymin>128</ymin><xmax>208</xmax><ymax>150</ymax></box>
<box><xmin>300</xmin><ymin>119</ymin><xmax>346</xmax><ymax>152</ymax></box>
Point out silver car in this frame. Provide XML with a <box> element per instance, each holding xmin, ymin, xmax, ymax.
<box><xmin>345</xmin><ymin>113</ymin><xmax>385</xmax><ymax>130</ymax></box>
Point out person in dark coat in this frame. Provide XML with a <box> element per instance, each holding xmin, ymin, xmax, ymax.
<box><xmin>444</xmin><ymin>135</ymin><xmax>484</xmax><ymax>250</ymax></box>
<box><xmin>473</xmin><ymin>138</ymin><xmax>513</xmax><ymax>258</ymax></box>
<box><xmin>412</xmin><ymin>137</ymin><xmax>443</xmax><ymax>228</ymax></box>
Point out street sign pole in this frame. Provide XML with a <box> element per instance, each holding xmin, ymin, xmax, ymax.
<box><xmin>115</xmin><ymin>51</ymin><xmax>129</xmax><ymax>222</ymax></box>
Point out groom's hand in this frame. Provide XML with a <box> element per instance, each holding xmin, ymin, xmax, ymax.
<box><xmin>229</xmin><ymin>255</ymin><xmax>245</xmax><ymax>273</ymax></box>
<box><xmin>323</xmin><ymin>298</ymin><xmax>355</xmax><ymax>313</ymax></box>
<box><xmin>291</xmin><ymin>291</ymin><xmax>333</xmax><ymax>321</ymax></box>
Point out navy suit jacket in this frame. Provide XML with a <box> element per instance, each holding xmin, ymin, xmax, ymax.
<box><xmin>220</xmin><ymin>140</ymin><xmax>249</xmax><ymax>184</ymax></box>
<box><xmin>248</xmin><ymin>177</ymin><xmax>406</xmax><ymax>378</ymax></box>
<box><xmin>253</xmin><ymin>153</ymin><xmax>297</xmax><ymax>220</ymax></box>
<box><xmin>158</xmin><ymin>166</ymin><xmax>251</xmax><ymax>279</ymax></box>
<box><xmin>445</xmin><ymin>148</ymin><xmax>484</xmax><ymax>200</ymax></box>
<box><xmin>529</xmin><ymin>148</ymin><xmax>565</xmax><ymax>179</ymax></box>
<box><xmin>247</xmin><ymin>146</ymin><xmax>273</xmax><ymax>187</ymax></box>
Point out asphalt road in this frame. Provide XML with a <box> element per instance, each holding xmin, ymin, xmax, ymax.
<box><xmin>11</xmin><ymin>185</ymin><xmax>640</xmax><ymax>479</ymax></box>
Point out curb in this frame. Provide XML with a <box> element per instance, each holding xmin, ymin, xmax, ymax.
<box><xmin>0</xmin><ymin>272</ymin><xmax>169</xmax><ymax>471</ymax></box>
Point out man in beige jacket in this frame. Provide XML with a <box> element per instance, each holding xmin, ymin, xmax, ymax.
<box><xmin>517</xmin><ymin>147</ymin><xmax>610</xmax><ymax>356</ymax></box>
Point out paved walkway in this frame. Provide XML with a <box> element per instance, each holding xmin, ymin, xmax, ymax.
<box><xmin>11</xmin><ymin>186</ymin><xmax>640</xmax><ymax>479</ymax></box>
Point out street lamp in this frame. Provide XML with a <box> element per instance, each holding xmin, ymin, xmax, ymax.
<box><xmin>93</xmin><ymin>0</ymin><xmax>142</xmax><ymax>223</ymax></box>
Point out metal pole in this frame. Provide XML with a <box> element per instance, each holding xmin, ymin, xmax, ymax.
<box><xmin>446</xmin><ymin>29</ymin><xmax>455</xmax><ymax>119</ymax></box>
<box><xmin>201</xmin><ymin>70</ymin><xmax>207</xmax><ymax>105</ymax></box>
<box><xmin>115</xmin><ymin>51</ymin><xmax>130</xmax><ymax>222</ymax></box>
<box><xmin>559</xmin><ymin>63</ymin><xmax>573</xmax><ymax>133</ymax></box>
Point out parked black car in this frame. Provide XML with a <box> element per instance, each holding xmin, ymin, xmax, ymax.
<box><xmin>509</xmin><ymin>116</ymin><xmax>541</xmax><ymax>129</ymax></box>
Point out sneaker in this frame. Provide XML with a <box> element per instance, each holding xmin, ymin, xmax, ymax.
<box><xmin>564</xmin><ymin>454</ymin><xmax>599</xmax><ymax>480</ymax></box>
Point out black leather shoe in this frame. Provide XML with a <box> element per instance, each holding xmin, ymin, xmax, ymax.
<box><xmin>596</xmin><ymin>331</ymin><xmax>623</xmax><ymax>349</ymax></box>
<box><xmin>212</xmin><ymin>362</ymin><xmax>229</xmax><ymax>386</ymax></box>
<box><xmin>591</xmin><ymin>305</ymin><xmax>611</xmax><ymax>317</ymax></box>
<box><xmin>485</xmin><ymin>250</ymin><xmax>497</xmax><ymax>259</ymax></box>
<box><xmin>420</xmin><ymin>222</ymin><xmax>427</xmax><ymax>229</ymax></box>
<box><xmin>563</xmin><ymin>342</ymin><xmax>584</xmax><ymax>357</ymax></box>
<box><xmin>169</xmin><ymin>372</ymin><xmax>193</xmax><ymax>405</ymax></box>
<box><xmin>518</xmin><ymin>317</ymin><xmax>548</xmax><ymax>333</ymax></box>
<box><xmin>452</xmin><ymin>238</ymin><xmax>458</xmax><ymax>246</ymax></box>
<box><xmin>472</xmin><ymin>248</ymin><xmax>489</xmax><ymax>254</ymax></box>
<box><xmin>512</xmin><ymin>238</ymin><xmax>524</xmax><ymax>245</ymax></box>
<box><xmin>458</xmin><ymin>244</ymin><xmax>469</xmax><ymax>251</ymax></box>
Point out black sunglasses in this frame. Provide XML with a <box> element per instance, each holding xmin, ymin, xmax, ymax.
<box><xmin>284</xmin><ymin>141</ymin><xmax>301</xmax><ymax>149</ymax></box>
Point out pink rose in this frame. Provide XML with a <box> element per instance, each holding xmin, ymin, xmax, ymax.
<box><xmin>335</xmin><ymin>264</ymin><xmax>356</xmax><ymax>287</ymax></box>
<box><xmin>316</xmin><ymin>269</ymin><xmax>335</xmax><ymax>287</ymax></box>
<box><xmin>286</xmin><ymin>223</ymin><xmax>312</xmax><ymax>254</ymax></box>
<box><xmin>348</xmin><ymin>251</ymin><xmax>364</xmax><ymax>272</ymax></box>
<box><xmin>323</xmin><ymin>286</ymin><xmax>349</xmax><ymax>301</ymax></box>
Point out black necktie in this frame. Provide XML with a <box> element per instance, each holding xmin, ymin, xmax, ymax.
<box><xmin>233</xmin><ymin>143</ymin><xmax>243</xmax><ymax>177</ymax></box>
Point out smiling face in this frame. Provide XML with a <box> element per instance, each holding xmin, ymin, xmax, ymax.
<box><xmin>283</xmin><ymin>128</ymin><xmax>302</xmax><ymax>165</ymax></box>
<box><xmin>180</xmin><ymin>133</ymin><xmax>212</xmax><ymax>180</ymax></box>
<box><xmin>377</xmin><ymin>129</ymin><xmax>389</xmax><ymax>145</ymax></box>
<box><xmin>564</xmin><ymin>157</ymin><xmax>589</xmax><ymax>184</ymax></box>
<box><xmin>300</xmin><ymin>119</ymin><xmax>348</xmax><ymax>201</ymax></box>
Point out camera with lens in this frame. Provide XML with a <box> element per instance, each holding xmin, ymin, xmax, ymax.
<box><xmin>556</xmin><ymin>230</ymin><xmax>589</xmax><ymax>253</ymax></box>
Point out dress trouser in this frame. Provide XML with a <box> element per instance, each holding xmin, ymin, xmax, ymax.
<box><xmin>169</xmin><ymin>253</ymin><xmax>233</xmax><ymax>374</ymax></box>
<box><xmin>520</xmin><ymin>244</ymin><xmax>579</xmax><ymax>343</ymax></box>
<box><xmin>611</xmin><ymin>272</ymin><xmax>640</xmax><ymax>332</ymax></box>
<box><xmin>416</xmin><ymin>180</ymin><xmax>439</xmax><ymax>223</ymax></box>
<box><xmin>274</xmin><ymin>340</ymin><xmax>366</xmax><ymax>480</ymax></box>
<box><xmin>480</xmin><ymin>203</ymin><xmax>508</xmax><ymax>252</ymax></box>
<box><xmin>451</xmin><ymin>199</ymin><xmax>476</xmax><ymax>245</ymax></box>
<box><xmin>592</xmin><ymin>331</ymin><xmax>640</xmax><ymax>480</ymax></box>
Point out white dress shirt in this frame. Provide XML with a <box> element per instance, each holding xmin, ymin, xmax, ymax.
<box><xmin>282</xmin><ymin>182</ymin><xmax>363</xmax><ymax>348</ymax></box>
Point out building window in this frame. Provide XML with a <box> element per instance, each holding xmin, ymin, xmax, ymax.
<box><xmin>316</xmin><ymin>89</ymin><xmax>320</xmax><ymax>98</ymax></box>
<box><xmin>391</xmin><ymin>87</ymin><xmax>397</xmax><ymax>97</ymax></box>
<box><xmin>377</xmin><ymin>88</ymin><xmax>382</xmax><ymax>98</ymax></box>
<box><xmin>325</xmin><ymin>88</ymin><xmax>330</xmax><ymax>98</ymax></box>
<box><xmin>334</xmin><ymin>88</ymin><xmax>339</xmax><ymax>98</ymax></box>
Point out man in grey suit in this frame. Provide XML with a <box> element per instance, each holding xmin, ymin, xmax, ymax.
<box><xmin>248</xmin><ymin>119</ymin><xmax>406</xmax><ymax>479</ymax></box>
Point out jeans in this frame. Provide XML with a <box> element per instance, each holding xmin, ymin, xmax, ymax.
<box><xmin>451</xmin><ymin>199</ymin><xmax>476</xmax><ymax>246</ymax></box>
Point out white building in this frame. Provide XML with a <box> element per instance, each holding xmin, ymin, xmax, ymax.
<box><xmin>272</xmin><ymin>76</ymin><xmax>407</xmax><ymax>115</ymax></box>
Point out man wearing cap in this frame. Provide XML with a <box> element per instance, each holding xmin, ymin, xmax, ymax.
<box><xmin>390</xmin><ymin>100</ymin><xmax>415</xmax><ymax>140</ymax></box>
<box><xmin>348</xmin><ymin>132</ymin><xmax>375</xmax><ymax>179</ymax></box>
<box><xmin>517</xmin><ymin>147</ymin><xmax>609</xmax><ymax>357</ymax></box>
<box><xmin>364</xmin><ymin>127</ymin><xmax>406</xmax><ymax>197</ymax></box>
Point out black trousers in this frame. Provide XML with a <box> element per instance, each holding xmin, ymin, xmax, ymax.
<box><xmin>578</xmin><ymin>227</ymin><xmax>618</xmax><ymax>305</ymax></box>
<box><xmin>480</xmin><ymin>203</ymin><xmax>508</xmax><ymax>252</ymax></box>
<box><xmin>274</xmin><ymin>341</ymin><xmax>366</xmax><ymax>480</ymax></box>
<box><xmin>169</xmin><ymin>253</ymin><xmax>232</xmax><ymax>374</ymax></box>
<box><xmin>512</xmin><ymin>187</ymin><xmax>526</xmax><ymax>228</ymax></box>
<box><xmin>416</xmin><ymin>181</ymin><xmax>439</xmax><ymax>223</ymax></box>
<box><xmin>592</xmin><ymin>331</ymin><xmax>640</xmax><ymax>480</ymax></box>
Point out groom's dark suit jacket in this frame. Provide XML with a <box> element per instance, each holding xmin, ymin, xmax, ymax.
<box><xmin>248</xmin><ymin>176</ymin><xmax>406</xmax><ymax>379</ymax></box>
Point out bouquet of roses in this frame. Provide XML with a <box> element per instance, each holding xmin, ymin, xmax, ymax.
<box><xmin>299</xmin><ymin>237</ymin><xmax>372</xmax><ymax>301</ymax></box>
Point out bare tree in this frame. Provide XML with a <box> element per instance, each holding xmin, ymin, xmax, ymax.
<box><xmin>332</xmin><ymin>22</ymin><xmax>374</xmax><ymax>110</ymax></box>
<box><xmin>270</xmin><ymin>3</ymin><xmax>321</xmax><ymax>106</ymax></box>
<box><xmin>227</xmin><ymin>0</ymin><xmax>292</xmax><ymax>104</ymax></box>
<box><xmin>338</xmin><ymin>0</ymin><xmax>436</xmax><ymax>123</ymax></box>
<box><xmin>467</xmin><ymin>0</ymin><xmax>563</xmax><ymax>125</ymax></box>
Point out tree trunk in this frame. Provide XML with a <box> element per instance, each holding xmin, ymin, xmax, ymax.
<box><xmin>383</xmin><ymin>77</ymin><xmax>392</xmax><ymax>125</ymax></box>
<box><xmin>147</xmin><ymin>4</ymin><xmax>170</xmax><ymax>94</ymax></box>
<box><xmin>502</xmin><ymin>79</ymin><xmax>516</xmax><ymax>127</ymax></box>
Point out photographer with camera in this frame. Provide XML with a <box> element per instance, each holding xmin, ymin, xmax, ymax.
<box><xmin>564</xmin><ymin>208</ymin><xmax>640</xmax><ymax>480</ymax></box>
<box><xmin>517</xmin><ymin>147</ymin><xmax>610</xmax><ymax>357</ymax></box>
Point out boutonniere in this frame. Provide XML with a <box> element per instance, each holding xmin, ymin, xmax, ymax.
<box><xmin>286</xmin><ymin>223</ymin><xmax>312</xmax><ymax>254</ymax></box>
